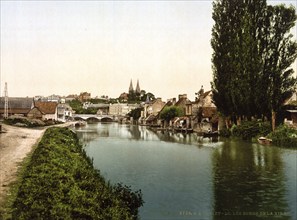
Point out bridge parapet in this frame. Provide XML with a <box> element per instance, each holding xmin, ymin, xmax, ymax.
<box><xmin>73</xmin><ymin>114</ymin><xmax>116</xmax><ymax>121</ymax></box>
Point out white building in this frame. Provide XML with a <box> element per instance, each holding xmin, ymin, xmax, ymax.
<box><xmin>57</xmin><ymin>103</ymin><xmax>73</xmax><ymax>122</ymax></box>
<box><xmin>109</xmin><ymin>103</ymin><xmax>140</xmax><ymax>116</ymax></box>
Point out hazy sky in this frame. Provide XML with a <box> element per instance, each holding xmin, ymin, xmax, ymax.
<box><xmin>1</xmin><ymin>0</ymin><xmax>296</xmax><ymax>101</ymax></box>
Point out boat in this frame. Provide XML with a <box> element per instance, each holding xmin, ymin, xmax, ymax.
<box><xmin>257</xmin><ymin>137</ymin><xmax>272</xmax><ymax>145</ymax></box>
<box><xmin>203</xmin><ymin>131</ymin><xmax>219</xmax><ymax>138</ymax></box>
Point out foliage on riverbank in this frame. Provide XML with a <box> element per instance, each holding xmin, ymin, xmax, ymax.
<box><xmin>4</xmin><ymin>115</ymin><xmax>45</xmax><ymax>127</ymax></box>
<box><xmin>267</xmin><ymin>125</ymin><xmax>297</xmax><ymax>148</ymax></box>
<box><xmin>11</xmin><ymin>127</ymin><xmax>143</xmax><ymax>219</ymax></box>
<box><xmin>4</xmin><ymin>115</ymin><xmax>63</xmax><ymax>127</ymax></box>
<box><xmin>219</xmin><ymin>121</ymin><xmax>297</xmax><ymax>148</ymax></box>
<box><xmin>231</xmin><ymin>121</ymin><xmax>272</xmax><ymax>140</ymax></box>
<box><xmin>219</xmin><ymin>120</ymin><xmax>271</xmax><ymax>139</ymax></box>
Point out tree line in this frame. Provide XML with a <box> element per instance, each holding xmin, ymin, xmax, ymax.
<box><xmin>211</xmin><ymin>0</ymin><xmax>297</xmax><ymax>130</ymax></box>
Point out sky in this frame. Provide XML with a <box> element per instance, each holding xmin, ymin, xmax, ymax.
<box><xmin>1</xmin><ymin>0</ymin><xmax>296</xmax><ymax>101</ymax></box>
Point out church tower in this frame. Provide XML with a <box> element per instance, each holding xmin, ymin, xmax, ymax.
<box><xmin>135</xmin><ymin>79</ymin><xmax>141</xmax><ymax>94</ymax></box>
<box><xmin>129</xmin><ymin>79</ymin><xmax>134</xmax><ymax>93</ymax></box>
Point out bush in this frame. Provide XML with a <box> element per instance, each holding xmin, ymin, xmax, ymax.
<box><xmin>12</xmin><ymin>127</ymin><xmax>143</xmax><ymax>219</ymax></box>
<box><xmin>268</xmin><ymin>125</ymin><xmax>297</xmax><ymax>148</ymax></box>
<box><xmin>4</xmin><ymin>116</ymin><xmax>45</xmax><ymax>127</ymax></box>
<box><xmin>219</xmin><ymin>128</ymin><xmax>231</xmax><ymax>137</ymax></box>
<box><xmin>230</xmin><ymin>120</ymin><xmax>272</xmax><ymax>140</ymax></box>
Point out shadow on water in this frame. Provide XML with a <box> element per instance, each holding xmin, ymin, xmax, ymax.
<box><xmin>212</xmin><ymin>140</ymin><xmax>291</xmax><ymax>220</ymax></box>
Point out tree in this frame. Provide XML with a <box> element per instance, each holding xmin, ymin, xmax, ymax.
<box><xmin>211</xmin><ymin>0</ymin><xmax>236</xmax><ymax>121</ymax></box>
<box><xmin>211</xmin><ymin>0</ymin><xmax>297</xmax><ymax>130</ymax></box>
<box><xmin>261</xmin><ymin>5</ymin><xmax>297</xmax><ymax>130</ymax></box>
<box><xmin>159</xmin><ymin>106</ymin><xmax>183</xmax><ymax>123</ymax></box>
<box><xmin>128</xmin><ymin>107</ymin><xmax>144</xmax><ymax>121</ymax></box>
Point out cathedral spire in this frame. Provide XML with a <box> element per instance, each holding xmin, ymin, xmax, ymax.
<box><xmin>129</xmin><ymin>79</ymin><xmax>134</xmax><ymax>93</ymax></box>
<box><xmin>135</xmin><ymin>79</ymin><xmax>141</xmax><ymax>94</ymax></box>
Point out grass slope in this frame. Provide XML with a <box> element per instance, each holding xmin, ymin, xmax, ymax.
<box><xmin>11</xmin><ymin>127</ymin><xmax>143</xmax><ymax>220</ymax></box>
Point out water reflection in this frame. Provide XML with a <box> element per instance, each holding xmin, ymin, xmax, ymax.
<box><xmin>78</xmin><ymin>123</ymin><xmax>220</xmax><ymax>147</ymax></box>
<box><xmin>75</xmin><ymin>123</ymin><xmax>296</xmax><ymax>220</ymax></box>
<box><xmin>212</xmin><ymin>140</ymin><xmax>291</xmax><ymax>219</ymax></box>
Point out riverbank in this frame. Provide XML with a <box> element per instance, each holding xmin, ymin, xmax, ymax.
<box><xmin>0</xmin><ymin>124</ymin><xmax>45</xmax><ymax>207</ymax></box>
<box><xmin>1</xmin><ymin>126</ymin><xmax>143</xmax><ymax>219</ymax></box>
<box><xmin>0</xmin><ymin>122</ymin><xmax>74</xmax><ymax>209</ymax></box>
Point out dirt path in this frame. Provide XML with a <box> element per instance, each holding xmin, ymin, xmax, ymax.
<box><xmin>0</xmin><ymin>122</ymin><xmax>74</xmax><ymax>207</ymax></box>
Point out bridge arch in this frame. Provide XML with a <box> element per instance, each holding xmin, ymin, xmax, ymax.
<box><xmin>86</xmin><ymin>117</ymin><xmax>100</xmax><ymax>123</ymax></box>
<box><xmin>73</xmin><ymin>116</ymin><xmax>86</xmax><ymax>121</ymax></box>
<box><xmin>101</xmin><ymin>117</ymin><xmax>113</xmax><ymax>122</ymax></box>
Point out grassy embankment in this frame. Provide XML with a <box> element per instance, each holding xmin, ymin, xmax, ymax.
<box><xmin>2</xmin><ymin>127</ymin><xmax>143</xmax><ymax>219</ymax></box>
<box><xmin>220</xmin><ymin>121</ymin><xmax>297</xmax><ymax>148</ymax></box>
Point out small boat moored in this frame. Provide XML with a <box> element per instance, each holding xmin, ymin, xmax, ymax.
<box><xmin>257</xmin><ymin>137</ymin><xmax>272</xmax><ymax>145</ymax></box>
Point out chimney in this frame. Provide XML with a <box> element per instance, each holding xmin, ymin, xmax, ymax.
<box><xmin>178</xmin><ymin>94</ymin><xmax>187</xmax><ymax>100</ymax></box>
<box><xmin>172</xmin><ymin>98</ymin><xmax>176</xmax><ymax>105</ymax></box>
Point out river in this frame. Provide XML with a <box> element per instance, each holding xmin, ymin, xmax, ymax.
<box><xmin>75</xmin><ymin>123</ymin><xmax>296</xmax><ymax>220</ymax></box>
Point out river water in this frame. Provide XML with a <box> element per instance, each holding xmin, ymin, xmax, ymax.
<box><xmin>75</xmin><ymin>123</ymin><xmax>296</xmax><ymax>220</ymax></box>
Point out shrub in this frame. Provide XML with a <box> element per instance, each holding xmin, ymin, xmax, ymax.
<box><xmin>4</xmin><ymin>116</ymin><xmax>45</xmax><ymax>127</ymax></box>
<box><xmin>268</xmin><ymin>125</ymin><xmax>297</xmax><ymax>148</ymax></box>
<box><xmin>219</xmin><ymin>128</ymin><xmax>231</xmax><ymax>137</ymax></box>
<box><xmin>230</xmin><ymin>121</ymin><xmax>272</xmax><ymax>140</ymax></box>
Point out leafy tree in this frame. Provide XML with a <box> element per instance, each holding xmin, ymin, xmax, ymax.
<box><xmin>160</xmin><ymin>106</ymin><xmax>183</xmax><ymax>123</ymax></box>
<box><xmin>128</xmin><ymin>90</ymin><xmax>155</xmax><ymax>103</ymax></box>
<box><xmin>211</xmin><ymin>0</ymin><xmax>297</xmax><ymax>130</ymax></box>
<box><xmin>128</xmin><ymin>107</ymin><xmax>144</xmax><ymax>121</ymax></box>
<box><xmin>261</xmin><ymin>4</ymin><xmax>297</xmax><ymax>130</ymax></box>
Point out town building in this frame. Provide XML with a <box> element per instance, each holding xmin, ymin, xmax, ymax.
<box><xmin>140</xmin><ymin>98</ymin><xmax>165</xmax><ymax>125</ymax></box>
<box><xmin>192</xmin><ymin>89</ymin><xmax>218</xmax><ymax>132</ymax></box>
<box><xmin>119</xmin><ymin>92</ymin><xmax>129</xmax><ymax>102</ymax></box>
<box><xmin>57</xmin><ymin>103</ymin><xmax>74</xmax><ymax>122</ymax></box>
<box><xmin>109</xmin><ymin>103</ymin><xmax>140</xmax><ymax>116</ymax></box>
<box><xmin>78</xmin><ymin>92</ymin><xmax>91</xmax><ymax>102</ymax></box>
<box><xmin>28</xmin><ymin>101</ymin><xmax>58</xmax><ymax>121</ymax></box>
<box><xmin>65</xmin><ymin>94</ymin><xmax>78</xmax><ymax>102</ymax></box>
<box><xmin>0</xmin><ymin>97</ymin><xmax>34</xmax><ymax>118</ymax></box>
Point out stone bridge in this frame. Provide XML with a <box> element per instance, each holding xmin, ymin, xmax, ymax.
<box><xmin>73</xmin><ymin>114</ymin><xmax>117</xmax><ymax>122</ymax></box>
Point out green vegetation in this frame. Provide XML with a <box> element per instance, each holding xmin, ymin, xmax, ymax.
<box><xmin>68</xmin><ymin>99</ymin><xmax>98</xmax><ymax>114</ymax></box>
<box><xmin>4</xmin><ymin>116</ymin><xmax>62</xmax><ymax>127</ymax></box>
<box><xmin>267</xmin><ymin>125</ymin><xmax>297</xmax><ymax>148</ymax></box>
<box><xmin>211</xmin><ymin>0</ymin><xmax>297</xmax><ymax>131</ymax></box>
<box><xmin>127</xmin><ymin>90</ymin><xmax>155</xmax><ymax>104</ymax></box>
<box><xmin>160</xmin><ymin>106</ymin><xmax>184</xmax><ymax>123</ymax></box>
<box><xmin>4</xmin><ymin>116</ymin><xmax>45</xmax><ymax>127</ymax></box>
<box><xmin>230</xmin><ymin>121</ymin><xmax>272</xmax><ymax>140</ymax></box>
<box><xmin>128</xmin><ymin>107</ymin><xmax>144</xmax><ymax>121</ymax></box>
<box><xmin>10</xmin><ymin>127</ymin><xmax>143</xmax><ymax>219</ymax></box>
<box><xmin>220</xmin><ymin>121</ymin><xmax>297</xmax><ymax>148</ymax></box>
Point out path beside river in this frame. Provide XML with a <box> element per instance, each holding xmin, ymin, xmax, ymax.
<box><xmin>0</xmin><ymin>122</ymin><xmax>74</xmax><ymax>207</ymax></box>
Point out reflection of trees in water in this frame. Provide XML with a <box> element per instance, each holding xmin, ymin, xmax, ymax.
<box><xmin>127</xmin><ymin>125</ymin><xmax>141</xmax><ymax>140</ymax></box>
<box><xmin>212</xmin><ymin>141</ymin><xmax>289</xmax><ymax>219</ymax></box>
<box><xmin>76</xmin><ymin>128</ymin><xmax>109</xmax><ymax>143</ymax></box>
<box><xmin>148</xmin><ymin>130</ymin><xmax>199</xmax><ymax>145</ymax></box>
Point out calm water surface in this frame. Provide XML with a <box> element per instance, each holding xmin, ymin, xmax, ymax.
<box><xmin>75</xmin><ymin>123</ymin><xmax>296</xmax><ymax>220</ymax></box>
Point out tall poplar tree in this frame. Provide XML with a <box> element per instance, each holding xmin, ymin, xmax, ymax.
<box><xmin>262</xmin><ymin>5</ymin><xmax>297</xmax><ymax>130</ymax></box>
<box><xmin>211</xmin><ymin>0</ymin><xmax>297</xmax><ymax>130</ymax></box>
<box><xmin>211</xmin><ymin>0</ymin><xmax>238</xmax><ymax>124</ymax></box>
